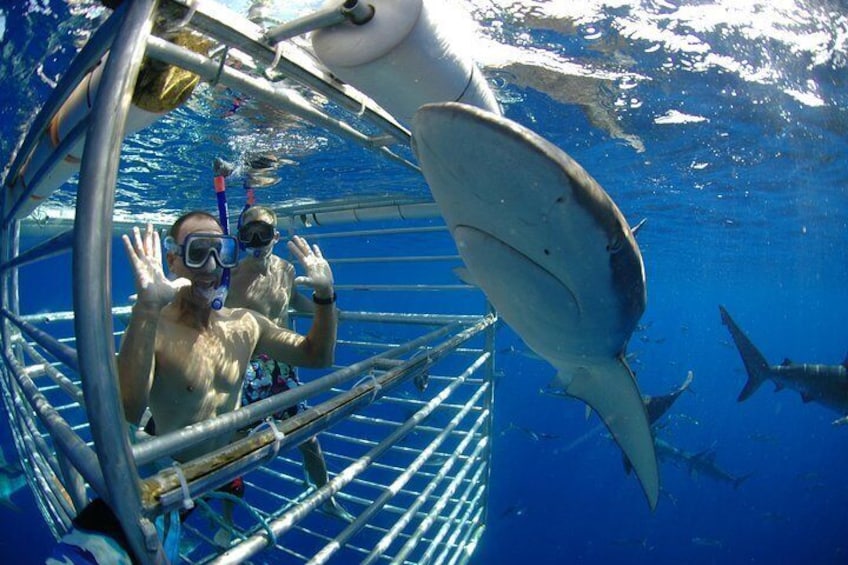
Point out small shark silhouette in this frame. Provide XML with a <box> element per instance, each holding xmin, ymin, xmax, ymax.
<box><xmin>623</xmin><ymin>372</ymin><xmax>750</xmax><ymax>489</ymax></box>
<box><xmin>623</xmin><ymin>371</ymin><xmax>694</xmax><ymax>475</ymax></box>
<box><xmin>719</xmin><ymin>305</ymin><xmax>848</xmax><ymax>425</ymax></box>
<box><xmin>655</xmin><ymin>439</ymin><xmax>751</xmax><ymax>489</ymax></box>
<box><xmin>643</xmin><ymin>370</ymin><xmax>695</xmax><ymax>426</ymax></box>
<box><xmin>0</xmin><ymin>446</ymin><xmax>27</xmax><ymax>511</ymax></box>
<box><xmin>506</xmin><ymin>422</ymin><xmax>561</xmax><ymax>442</ymax></box>
<box><xmin>499</xmin><ymin>502</ymin><xmax>527</xmax><ymax>520</ymax></box>
<box><xmin>691</xmin><ymin>536</ymin><xmax>723</xmax><ymax>549</ymax></box>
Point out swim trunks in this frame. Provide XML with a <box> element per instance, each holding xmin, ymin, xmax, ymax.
<box><xmin>221</xmin><ymin>476</ymin><xmax>245</xmax><ymax>498</ymax></box>
<box><xmin>178</xmin><ymin>476</ymin><xmax>244</xmax><ymax>522</ymax></box>
<box><xmin>242</xmin><ymin>353</ymin><xmax>307</xmax><ymax>420</ymax></box>
<box><xmin>137</xmin><ymin>420</ymin><xmax>245</xmax><ymax>522</ymax></box>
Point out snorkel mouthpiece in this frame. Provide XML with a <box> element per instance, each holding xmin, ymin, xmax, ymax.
<box><xmin>247</xmin><ymin>245</ymin><xmax>272</xmax><ymax>259</ymax></box>
<box><xmin>210</xmin><ymin>284</ymin><xmax>228</xmax><ymax>310</ymax></box>
<box><xmin>212</xmin><ymin>157</ymin><xmax>235</xmax><ymax>310</ymax></box>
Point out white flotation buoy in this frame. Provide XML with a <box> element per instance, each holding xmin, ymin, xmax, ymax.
<box><xmin>311</xmin><ymin>0</ymin><xmax>500</xmax><ymax>127</ymax></box>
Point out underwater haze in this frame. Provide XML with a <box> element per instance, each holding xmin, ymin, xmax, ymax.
<box><xmin>1</xmin><ymin>0</ymin><xmax>847</xmax><ymax>563</ymax></box>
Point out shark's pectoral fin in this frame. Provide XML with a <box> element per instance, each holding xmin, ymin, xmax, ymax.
<box><xmin>564</xmin><ymin>360</ymin><xmax>659</xmax><ymax>510</ymax></box>
<box><xmin>452</xmin><ymin>266</ymin><xmax>478</xmax><ymax>287</ymax></box>
<box><xmin>622</xmin><ymin>454</ymin><xmax>634</xmax><ymax>476</ymax></box>
<box><xmin>681</xmin><ymin>370</ymin><xmax>695</xmax><ymax>392</ymax></box>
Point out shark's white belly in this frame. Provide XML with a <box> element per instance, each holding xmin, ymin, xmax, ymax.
<box><xmin>412</xmin><ymin>102</ymin><xmax>645</xmax><ymax>361</ymax></box>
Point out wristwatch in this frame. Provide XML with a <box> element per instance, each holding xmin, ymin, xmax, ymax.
<box><xmin>312</xmin><ymin>291</ymin><xmax>337</xmax><ymax>305</ymax></box>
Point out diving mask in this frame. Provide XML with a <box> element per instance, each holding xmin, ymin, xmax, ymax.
<box><xmin>164</xmin><ymin>233</ymin><xmax>239</xmax><ymax>269</ymax></box>
<box><xmin>238</xmin><ymin>220</ymin><xmax>276</xmax><ymax>248</ymax></box>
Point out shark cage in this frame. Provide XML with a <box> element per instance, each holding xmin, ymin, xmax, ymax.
<box><xmin>0</xmin><ymin>0</ymin><xmax>498</xmax><ymax>563</ymax></box>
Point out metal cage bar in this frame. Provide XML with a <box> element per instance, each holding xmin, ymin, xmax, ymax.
<box><xmin>0</xmin><ymin>228</ymin><xmax>74</xmax><ymax>274</ymax></box>
<box><xmin>207</xmin><ymin>342</ymin><xmax>492</xmax><ymax>564</ymax></box>
<box><xmin>71</xmin><ymin>0</ymin><xmax>164</xmax><ymax>561</ymax></box>
<box><xmin>0</xmin><ymin>1</ymin><xmax>500</xmax><ymax>563</ymax></box>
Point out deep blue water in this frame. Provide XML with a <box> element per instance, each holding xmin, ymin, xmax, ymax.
<box><xmin>1</xmin><ymin>1</ymin><xmax>847</xmax><ymax>563</ymax></box>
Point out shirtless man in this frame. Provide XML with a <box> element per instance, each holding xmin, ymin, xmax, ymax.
<box><xmin>228</xmin><ymin>205</ymin><xmax>314</xmax><ymax>323</ymax></box>
<box><xmin>117</xmin><ymin>212</ymin><xmax>337</xmax><ymax>463</ymax></box>
<box><xmin>227</xmin><ymin>205</ymin><xmax>351</xmax><ymax>521</ymax></box>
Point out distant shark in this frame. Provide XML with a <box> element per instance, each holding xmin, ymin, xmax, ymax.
<box><xmin>719</xmin><ymin>305</ymin><xmax>848</xmax><ymax>425</ymax></box>
<box><xmin>622</xmin><ymin>371</ymin><xmax>749</xmax><ymax>489</ymax></box>
<box><xmin>643</xmin><ymin>370</ymin><xmax>694</xmax><ymax>427</ymax></box>
<box><xmin>0</xmin><ymin>446</ymin><xmax>26</xmax><ymax>511</ymax></box>
<box><xmin>623</xmin><ymin>371</ymin><xmax>694</xmax><ymax>475</ymax></box>
<box><xmin>654</xmin><ymin>438</ymin><xmax>751</xmax><ymax>490</ymax></box>
<box><xmin>412</xmin><ymin>102</ymin><xmax>658</xmax><ymax>509</ymax></box>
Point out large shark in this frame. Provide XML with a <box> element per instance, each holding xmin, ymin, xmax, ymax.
<box><xmin>412</xmin><ymin>102</ymin><xmax>658</xmax><ymax>509</ymax></box>
<box><xmin>719</xmin><ymin>305</ymin><xmax>848</xmax><ymax>425</ymax></box>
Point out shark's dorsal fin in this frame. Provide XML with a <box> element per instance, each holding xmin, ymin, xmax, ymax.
<box><xmin>693</xmin><ymin>448</ymin><xmax>717</xmax><ymax>464</ymax></box>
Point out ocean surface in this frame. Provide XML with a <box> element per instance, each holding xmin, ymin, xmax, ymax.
<box><xmin>1</xmin><ymin>0</ymin><xmax>847</xmax><ymax>563</ymax></box>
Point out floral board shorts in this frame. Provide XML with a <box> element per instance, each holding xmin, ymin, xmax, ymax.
<box><xmin>242</xmin><ymin>353</ymin><xmax>307</xmax><ymax>420</ymax></box>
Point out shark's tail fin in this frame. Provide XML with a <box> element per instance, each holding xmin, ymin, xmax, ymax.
<box><xmin>718</xmin><ymin>306</ymin><xmax>771</xmax><ymax>402</ymax></box>
<box><xmin>564</xmin><ymin>358</ymin><xmax>659</xmax><ymax>510</ymax></box>
<box><xmin>733</xmin><ymin>472</ymin><xmax>754</xmax><ymax>490</ymax></box>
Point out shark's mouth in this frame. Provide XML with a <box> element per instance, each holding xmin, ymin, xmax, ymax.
<box><xmin>453</xmin><ymin>224</ymin><xmax>581</xmax><ymax>345</ymax></box>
